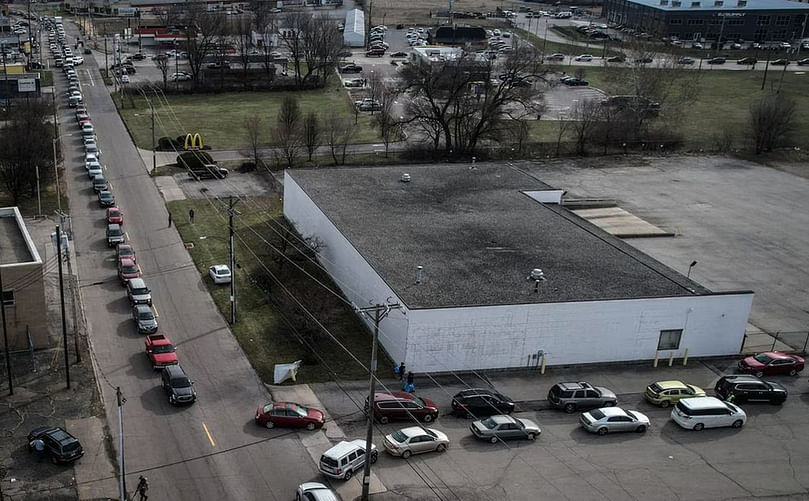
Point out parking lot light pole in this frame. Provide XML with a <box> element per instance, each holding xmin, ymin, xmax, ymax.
<box><xmin>52</xmin><ymin>137</ymin><xmax>61</xmax><ymax>212</ymax></box>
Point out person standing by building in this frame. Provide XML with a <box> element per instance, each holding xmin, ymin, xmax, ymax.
<box><xmin>398</xmin><ymin>362</ymin><xmax>406</xmax><ymax>381</ymax></box>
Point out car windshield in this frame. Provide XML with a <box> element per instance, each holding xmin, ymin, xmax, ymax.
<box><xmin>262</xmin><ymin>404</ymin><xmax>273</xmax><ymax>413</ymax></box>
<box><xmin>648</xmin><ymin>383</ymin><xmax>663</xmax><ymax>393</ymax></box>
<box><xmin>479</xmin><ymin>417</ymin><xmax>498</xmax><ymax>429</ymax></box>
<box><xmin>171</xmin><ymin>376</ymin><xmax>191</xmax><ymax>388</ymax></box>
<box><xmin>754</xmin><ymin>353</ymin><xmax>773</xmax><ymax>364</ymax></box>
<box><xmin>122</xmin><ymin>265</ymin><xmax>138</xmax><ymax>274</ymax></box>
<box><xmin>589</xmin><ymin>409</ymin><xmax>605</xmax><ymax>420</ymax></box>
<box><xmin>132</xmin><ymin>287</ymin><xmax>148</xmax><ymax>295</ymax></box>
<box><xmin>138</xmin><ymin>311</ymin><xmax>154</xmax><ymax>320</ymax></box>
<box><xmin>411</xmin><ymin>395</ymin><xmax>426</xmax><ymax>407</ymax></box>
<box><xmin>120</xmin><ymin>248</ymin><xmax>133</xmax><ymax>256</ymax></box>
<box><xmin>290</xmin><ymin>404</ymin><xmax>309</xmax><ymax>417</ymax></box>
<box><xmin>391</xmin><ymin>430</ymin><xmax>409</xmax><ymax>443</ymax></box>
<box><xmin>626</xmin><ymin>410</ymin><xmax>639</xmax><ymax>420</ymax></box>
<box><xmin>108</xmin><ymin>228</ymin><xmax>122</xmax><ymax>236</ymax></box>
<box><xmin>152</xmin><ymin>344</ymin><xmax>175</xmax><ymax>354</ymax></box>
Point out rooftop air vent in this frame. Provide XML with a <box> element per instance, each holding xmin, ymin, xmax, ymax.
<box><xmin>690</xmin><ymin>1</ymin><xmax>700</xmax><ymax>7</ymax></box>
<box><xmin>737</xmin><ymin>0</ymin><xmax>746</xmax><ymax>6</ymax></box>
<box><xmin>672</xmin><ymin>0</ymin><xmax>682</xmax><ymax>6</ymax></box>
<box><xmin>660</xmin><ymin>0</ymin><xmax>669</xmax><ymax>5</ymax></box>
<box><xmin>714</xmin><ymin>0</ymin><xmax>723</xmax><ymax>5</ymax></box>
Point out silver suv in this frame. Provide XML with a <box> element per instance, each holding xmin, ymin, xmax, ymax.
<box><xmin>548</xmin><ymin>381</ymin><xmax>617</xmax><ymax>413</ymax></box>
<box><xmin>318</xmin><ymin>440</ymin><xmax>378</xmax><ymax>481</ymax></box>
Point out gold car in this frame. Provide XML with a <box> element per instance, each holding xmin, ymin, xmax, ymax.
<box><xmin>644</xmin><ymin>380</ymin><xmax>706</xmax><ymax>408</ymax></box>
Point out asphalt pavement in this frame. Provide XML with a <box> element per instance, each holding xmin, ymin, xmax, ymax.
<box><xmin>58</xmin><ymin>20</ymin><xmax>318</xmax><ymax>500</ymax></box>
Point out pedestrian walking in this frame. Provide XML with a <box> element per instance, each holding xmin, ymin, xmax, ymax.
<box><xmin>404</xmin><ymin>371</ymin><xmax>415</xmax><ymax>392</ymax></box>
<box><xmin>398</xmin><ymin>362</ymin><xmax>406</xmax><ymax>381</ymax></box>
<box><xmin>136</xmin><ymin>475</ymin><xmax>149</xmax><ymax>500</ymax></box>
<box><xmin>188</xmin><ymin>208</ymin><xmax>195</xmax><ymax>224</ymax></box>
<box><xmin>30</xmin><ymin>438</ymin><xmax>45</xmax><ymax>462</ymax></box>
<box><xmin>168</xmin><ymin>212</ymin><xmax>172</xmax><ymax>228</ymax></box>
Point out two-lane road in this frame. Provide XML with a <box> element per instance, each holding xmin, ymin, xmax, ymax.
<box><xmin>59</xmin><ymin>21</ymin><xmax>317</xmax><ymax>500</ymax></box>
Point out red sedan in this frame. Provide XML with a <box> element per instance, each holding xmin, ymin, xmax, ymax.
<box><xmin>117</xmin><ymin>244</ymin><xmax>136</xmax><ymax>263</ymax></box>
<box><xmin>255</xmin><ymin>402</ymin><xmax>325</xmax><ymax>430</ymax></box>
<box><xmin>118</xmin><ymin>258</ymin><xmax>140</xmax><ymax>284</ymax></box>
<box><xmin>106</xmin><ymin>207</ymin><xmax>123</xmax><ymax>225</ymax></box>
<box><xmin>738</xmin><ymin>351</ymin><xmax>804</xmax><ymax>377</ymax></box>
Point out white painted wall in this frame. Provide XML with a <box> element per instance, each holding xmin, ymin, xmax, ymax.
<box><xmin>284</xmin><ymin>175</ymin><xmax>410</xmax><ymax>365</ymax></box>
<box><xmin>406</xmin><ymin>293</ymin><xmax>753</xmax><ymax>372</ymax></box>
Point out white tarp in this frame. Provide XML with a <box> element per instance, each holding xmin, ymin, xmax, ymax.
<box><xmin>273</xmin><ymin>360</ymin><xmax>302</xmax><ymax>384</ymax></box>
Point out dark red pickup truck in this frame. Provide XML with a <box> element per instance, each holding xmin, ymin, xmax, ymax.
<box><xmin>145</xmin><ymin>334</ymin><xmax>178</xmax><ymax>370</ymax></box>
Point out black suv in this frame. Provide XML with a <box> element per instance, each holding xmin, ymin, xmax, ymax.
<box><xmin>548</xmin><ymin>382</ymin><xmax>617</xmax><ymax>413</ymax></box>
<box><xmin>451</xmin><ymin>388</ymin><xmax>515</xmax><ymax>418</ymax></box>
<box><xmin>27</xmin><ymin>426</ymin><xmax>84</xmax><ymax>463</ymax></box>
<box><xmin>714</xmin><ymin>375</ymin><xmax>787</xmax><ymax>404</ymax></box>
<box><xmin>161</xmin><ymin>365</ymin><xmax>196</xmax><ymax>405</ymax></box>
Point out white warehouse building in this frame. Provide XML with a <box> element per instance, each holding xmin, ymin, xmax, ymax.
<box><xmin>343</xmin><ymin>9</ymin><xmax>365</xmax><ymax>47</ymax></box>
<box><xmin>284</xmin><ymin>164</ymin><xmax>754</xmax><ymax>373</ymax></box>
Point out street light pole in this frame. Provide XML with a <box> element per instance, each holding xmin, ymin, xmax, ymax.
<box><xmin>228</xmin><ymin>197</ymin><xmax>239</xmax><ymax>324</ymax></box>
<box><xmin>687</xmin><ymin>260</ymin><xmax>698</xmax><ymax>279</ymax></box>
<box><xmin>56</xmin><ymin>225</ymin><xmax>70</xmax><ymax>389</ymax></box>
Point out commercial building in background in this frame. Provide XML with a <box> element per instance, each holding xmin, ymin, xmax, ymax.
<box><xmin>604</xmin><ymin>0</ymin><xmax>809</xmax><ymax>42</ymax></box>
<box><xmin>343</xmin><ymin>9</ymin><xmax>365</xmax><ymax>47</ymax></box>
<box><xmin>0</xmin><ymin>207</ymin><xmax>47</xmax><ymax>350</ymax></box>
<box><xmin>284</xmin><ymin>165</ymin><xmax>753</xmax><ymax>373</ymax></box>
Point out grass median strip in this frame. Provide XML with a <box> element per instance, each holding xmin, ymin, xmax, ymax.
<box><xmin>168</xmin><ymin>196</ymin><xmax>390</xmax><ymax>383</ymax></box>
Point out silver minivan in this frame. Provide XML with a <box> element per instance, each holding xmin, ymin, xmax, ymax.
<box><xmin>671</xmin><ymin>396</ymin><xmax>746</xmax><ymax>431</ymax></box>
<box><xmin>318</xmin><ymin>439</ymin><xmax>378</xmax><ymax>481</ymax></box>
<box><xmin>127</xmin><ymin>278</ymin><xmax>152</xmax><ymax>306</ymax></box>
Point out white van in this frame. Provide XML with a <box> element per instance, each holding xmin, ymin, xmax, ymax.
<box><xmin>556</xmin><ymin>11</ymin><xmax>573</xmax><ymax>18</ymax></box>
<box><xmin>671</xmin><ymin>397</ymin><xmax>746</xmax><ymax>431</ymax></box>
<box><xmin>318</xmin><ymin>440</ymin><xmax>378</xmax><ymax>480</ymax></box>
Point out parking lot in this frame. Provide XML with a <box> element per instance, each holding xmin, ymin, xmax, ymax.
<box><xmin>308</xmin><ymin>358</ymin><xmax>809</xmax><ymax>500</ymax></box>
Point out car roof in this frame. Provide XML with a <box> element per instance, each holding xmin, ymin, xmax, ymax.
<box><xmin>593</xmin><ymin>406</ymin><xmax>628</xmax><ymax>418</ymax></box>
<box><xmin>556</xmin><ymin>382</ymin><xmax>592</xmax><ymax>391</ymax></box>
<box><xmin>487</xmin><ymin>415</ymin><xmax>516</xmax><ymax>425</ymax></box>
<box><xmin>375</xmin><ymin>391</ymin><xmax>414</xmax><ymax>401</ymax></box>
<box><xmin>325</xmin><ymin>440</ymin><xmax>364</xmax><ymax>458</ymax></box>
<box><xmin>120</xmin><ymin>258</ymin><xmax>136</xmax><ymax>266</ymax></box>
<box><xmin>678</xmin><ymin>396</ymin><xmax>725</xmax><ymax>409</ymax></box>
<box><xmin>128</xmin><ymin>277</ymin><xmax>146</xmax><ymax>287</ymax></box>
<box><xmin>134</xmin><ymin>304</ymin><xmax>151</xmax><ymax>312</ymax></box>
<box><xmin>397</xmin><ymin>426</ymin><xmax>429</xmax><ymax>438</ymax></box>
<box><xmin>654</xmin><ymin>380</ymin><xmax>687</xmax><ymax>390</ymax></box>
<box><xmin>720</xmin><ymin>375</ymin><xmax>759</xmax><ymax>383</ymax></box>
<box><xmin>164</xmin><ymin>364</ymin><xmax>185</xmax><ymax>376</ymax></box>
<box><xmin>108</xmin><ymin>223</ymin><xmax>121</xmax><ymax>230</ymax></box>
<box><xmin>211</xmin><ymin>264</ymin><xmax>229</xmax><ymax>272</ymax></box>
<box><xmin>299</xmin><ymin>483</ymin><xmax>337</xmax><ymax>501</ymax></box>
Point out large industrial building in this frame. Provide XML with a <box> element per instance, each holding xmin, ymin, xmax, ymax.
<box><xmin>0</xmin><ymin>207</ymin><xmax>47</xmax><ymax>350</ymax></box>
<box><xmin>604</xmin><ymin>0</ymin><xmax>809</xmax><ymax>42</ymax></box>
<box><xmin>284</xmin><ymin>165</ymin><xmax>754</xmax><ymax>373</ymax></box>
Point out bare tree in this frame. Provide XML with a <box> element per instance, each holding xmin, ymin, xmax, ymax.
<box><xmin>374</xmin><ymin>82</ymin><xmax>400</xmax><ymax>157</ymax></box>
<box><xmin>0</xmin><ymin>100</ymin><xmax>53</xmax><ymax>204</ymax></box>
<box><xmin>281</xmin><ymin>13</ymin><xmax>342</xmax><ymax>88</ymax></box>
<box><xmin>399</xmin><ymin>46</ymin><xmax>547</xmax><ymax>156</ymax></box>
<box><xmin>555</xmin><ymin>113</ymin><xmax>572</xmax><ymax>157</ymax></box>
<box><xmin>182</xmin><ymin>6</ymin><xmax>225</xmax><ymax>85</ymax></box>
<box><xmin>569</xmin><ymin>99</ymin><xmax>602</xmax><ymax>155</ymax></box>
<box><xmin>154</xmin><ymin>54</ymin><xmax>169</xmax><ymax>89</ymax></box>
<box><xmin>250</xmin><ymin>0</ymin><xmax>278</xmax><ymax>79</ymax></box>
<box><xmin>748</xmin><ymin>94</ymin><xmax>796</xmax><ymax>154</ymax></box>
<box><xmin>366</xmin><ymin>71</ymin><xmax>382</xmax><ymax>116</ymax></box>
<box><xmin>273</xmin><ymin>96</ymin><xmax>303</xmax><ymax>168</ymax></box>
<box><xmin>325</xmin><ymin>111</ymin><xmax>356</xmax><ymax>165</ymax></box>
<box><xmin>244</xmin><ymin>113</ymin><xmax>264</xmax><ymax>167</ymax></box>
<box><xmin>233</xmin><ymin>16</ymin><xmax>254</xmax><ymax>90</ymax></box>
<box><xmin>302</xmin><ymin>112</ymin><xmax>320</xmax><ymax>161</ymax></box>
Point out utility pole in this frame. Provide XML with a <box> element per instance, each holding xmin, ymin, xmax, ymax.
<box><xmin>796</xmin><ymin>13</ymin><xmax>808</xmax><ymax>60</ymax></box>
<box><xmin>0</xmin><ymin>260</ymin><xmax>13</xmax><ymax>396</ymax></box>
<box><xmin>2</xmin><ymin>45</ymin><xmax>10</xmax><ymax>110</ymax></box>
<box><xmin>116</xmin><ymin>387</ymin><xmax>126</xmax><ymax>501</ymax></box>
<box><xmin>35</xmin><ymin>165</ymin><xmax>42</xmax><ymax>216</ymax></box>
<box><xmin>52</xmin><ymin>138</ymin><xmax>61</xmax><ymax>213</ymax></box>
<box><xmin>149</xmin><ymin>97</ymin><xmax>155</xmax><ymax>173</ymax></box>
<box><xmin>228</xmin><ymin>197</ymin><xmax>239</xmax><ymax>325</ymax></box>
<box><xmin>56</xmin><ymin>225</ymin><xmax>69</xmax><ymax>389</ymax></box>
<box><xmin>359</xmin><ymin>302</ymin><xmax>401</xmax><ymax>501</ymax></box>
<box><xmin>104</xmin><ymin>36</ymin><xmax>108</xmax><ymax>79</ymax></box>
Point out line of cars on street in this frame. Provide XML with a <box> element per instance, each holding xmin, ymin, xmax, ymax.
<box><xmin>268</xmin><ymin>350</ymin><xmax>805</xmax><ymax>495</ymax></box>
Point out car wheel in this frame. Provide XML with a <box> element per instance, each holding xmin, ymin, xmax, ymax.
<box><xmin>603</xmin><ymin>401</ymin><xmax>615</xmax><ymax>407</ymax></box>
<box><xmin>344</xmin><ymin>469</ymin><xmax>353</xmax><ymax>481</ymax></box>
<box><xmin>436</xmin><ymin>443</ymin><xmax>447</xmax><ymax>452</ymax></box>
<box><xmin>635</xmin><ymin>425</ymin><xmax>647</xmax><ymax>433</ymax></box>
<box><xmin>755</xmin><ymin>371</ymin><xmax>764</xmax><ymax>378</ymax></box>
<box><xmin>51</xmin><ymin>455</ymin><xmax>58</xmax><ymax>465</ymax></box>
<box><xmin>527</xmin><ymin>433</ymin><xmax>536</xmax><ymax>441</ymax></box>
<box><xmin>789</xmin><ymin>369</ymin><xmax>798</xmax><ymax>376</ymax></box>
<box><xmin>265</xmin><ymin>421</ymin><xmax>274</xmax><ymax>429</ymax></box>
<box><xmin>597</xmin><ymin>427</ymin><xmax>608</xmax><ymax>436</ymax></box>
<box><xmin>660</xmin><ymin>400</ymin><xmax>671</xmax><ymax>408</ymax></box>
<box><xmin>402</xmin><ymin>450</ymin><xmax>412</xmax><ymax>459</ymax></box>
<box><xmin>379</xmin><ymin>415</ymin><xmax>389</xmax><ymax>424</ymax></box>
<box><xmin>732</xmin><ymin>420</ymin><xmax>743</xmax><ymax>428</ymax></box>
<box><xmin>370</xmin><ymin>452</ymin><xmax>378</xmax><ymax>464</ymax></box>
<box><xmin>295</xmin><ymin>493</ymin><xmax>302</xmax><ymax>501</ymax></box>
<box><xmin>564</xmin><ymin>403</ymin><xmax>576</xmax><ymax>413</ymax></box>
<box><xmin>423</xmin><ymin>414</ymin><xmax>434</xmax><ymax>423</ymax></box>
<box><xmin>693</xmin><ymin>423</ymin><xmax>704</xmax><ymax>431</ymax></box>
<box><xmin>489</xmin><ymin>436</ymin><xmax>498</xmax><ymax>444</ymax></box>
<box><xmin>305</xmin><ymin>422</ymin><xmax>316</xmax><ymax>431</ymax></box>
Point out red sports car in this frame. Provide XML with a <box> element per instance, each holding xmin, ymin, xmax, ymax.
<box><xmin>106</xmin><ymin>207</ymin><xmax>123</xmax><ymax>225</ymax></box>
<box><xmin>255</xmin><ymin>402</ymin><xmax>325</xmax><ymax>430</ymax></box>
<box><xmin>738</xmin><ymin>351</ymin><xmax>804</xmax><ymax>377</ymax></box>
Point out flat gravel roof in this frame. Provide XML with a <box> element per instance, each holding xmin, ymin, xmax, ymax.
<box><xmin>287</xmin><ymin>164</ymin><xmax>710</xmax><ymax>309</ymax></box>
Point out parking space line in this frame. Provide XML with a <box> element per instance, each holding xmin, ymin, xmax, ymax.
<box><xmin>108</xmin><ymin>181</ymin><xmax>113</xmax><ymax>189</ymax></box>
<box><xmin>124</xmin><ymin>232</ymin><xmax>130</xmax><ymax>241</ymax></box>
<box><xmin>202</xmin><ymin>422</ymin><xmax>216</xmax><ymax>447</ymax></box>
<box><xmin>152</xmin><ymin>304</ymin><xmax>159</xmax><ymax>317</ymax></box>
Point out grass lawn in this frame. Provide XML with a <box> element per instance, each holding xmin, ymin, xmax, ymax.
<box><xmin>0</xmin><ymin>186</ymin><xmax>66</xmax><ymax>217</ymax></box>
<box><xmin>536</xmin><ymin>66</ymin><xmax>809</xmax><ymax>149</ymax></box>
<box><xmin>117</xmin><ymin>79</ymin><xmax>380</xmax><ymax>151</ymax></box>
<box><xmin>514</xmin><ymin>28</ymin><xmax>622</xmax><ymax>58</ymax></box>
<box><xmin>39</xmin><ymin>70</ymin><xmax>53</xmax><ymax>87</ymax></box>
<box><xmin>168</xmin><ymin>197</ymin><xmax>391</xmax><ymax>383</ymax></box>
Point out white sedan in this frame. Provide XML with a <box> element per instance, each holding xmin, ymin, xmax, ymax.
<box><xmin>580</xmin><ymin>407</ymin><xmax>650</xmax><ymax>435</ymax></box>
<box><xmin>208</xmin><ymin>264</ymin><xmax>232</xmax><ymax>284</ymax></box>
<box><xmin>295</xmin><ymin>482</ymin><xmax>337</xmax><ymax>501</ymax></box>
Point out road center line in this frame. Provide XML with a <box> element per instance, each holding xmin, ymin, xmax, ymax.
<box><xmin>86</xmin><ymin>69</ymin><xmax>95</xmax><ymax>86</ymax></box>
<box><xmin>202</xmin><ymin>422</ymin><xmax>216</xmax><ymax>447</ymax></box>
